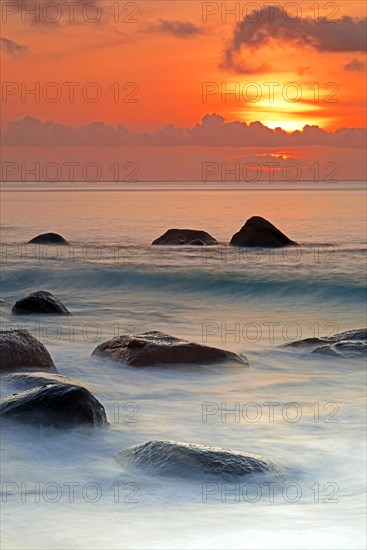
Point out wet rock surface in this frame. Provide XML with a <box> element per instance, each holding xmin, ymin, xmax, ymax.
<box><xmin>230</xmin><ymin>216</ymin><xmax>297</xmax><ymax>247</ymax></box>
<box><xmin>2</xmin><ymin>372</ymin><xmax>84</xmax><ymax>391</ymax></box>
<box><xmin>12</xmin><ymin>291</ymin><xmax>71</xmax><ymax>315</ymax></box>
<box><xmin>92</xmin><ymin>331</ymin><xmax>248</xmax><ymax>367</ymax></box>
<box><xmin>116</xmin><ymin>440</ymin><xmax>281</xmax><ymax>481</ymax></box>
<box><xmin>0</xmin><ymin>384</ymin><xmax>108</xmax><ymax>429</ymax></box>
<box><xmin>0</xmin><ymin>329</ymin><xmax>56</xmax><ymax>372</ymax></box>
<box><xmin>27</xmin><ymin>233</ymin><xmax>68</xmax><ymax>245</ymax></box>
<box><xmin>285</xmin><ymin>328</ymin><xmax>366</xmax><ymax>358</ymax></box>
<box><xmin>152</xmin><ymin>229</ymin><xmax>218</xmax><ymax>246</ymax></box>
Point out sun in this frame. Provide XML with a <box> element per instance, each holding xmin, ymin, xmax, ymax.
<box><xmin>234</xmin><ymin>96</ymin><xmax>330</xmax><ymax>132</ymax></box>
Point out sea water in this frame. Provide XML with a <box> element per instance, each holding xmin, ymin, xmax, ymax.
<box><xmin>0</xmin><ymin>182</ymin><xmax>366</xmax><ymax>549</ymax></box>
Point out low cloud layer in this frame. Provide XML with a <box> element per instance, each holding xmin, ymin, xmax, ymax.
<box><xmin>2</xmin><ymin>114</ymin><xmax>365</xmax><ymax>149</ymax></box>
<box><xmin>222</xmin><ymin>6</ymin><xmax>367</xmax><ymax>73</ymax></box>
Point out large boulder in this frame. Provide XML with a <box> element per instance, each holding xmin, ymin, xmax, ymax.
<box><xmin>0</xmin><ymin>329</ymin><xmax>56</xmax><ymax>372</ymax></box>
<box><xmin>27</xmin><ymin>233</ymin><xmax>68</xmax><ymax>245</ymax></box>
<box><xmin>92</xmin><ymin>331</ymin><xmax>248</xmax><ymax>367</ymax></box>
<box><xmin>2</xmin><ymin>372</ymin><xmax>83</xmax><ymax>391</ymax></box>
<box><xmin>116</xmin><ymin>440</ymin><xmax>280</xmax><ymax>481</ymax></box>
<box><xmin>284</xmin><ymin>328</ymin><xmax>366</xmax><ymax>358</ymax></box>
<box><xmin>152</xmin><ymin>229</ymin><xmax>218</xmax><ymax>246</ymax></box>
<box><xmin>230</xmin><ymin>216</ymin><xmax>297</xmax><ymax>247</ymax></box>
<box><xmin>0</xmin><ymin>384</ymin><xmax>108</xmax><ymax>429</ymax></box>
<box><xmin>12</xmin><ymin>291</ymin><xmax>70</xmax><ymax>315</ymax></box>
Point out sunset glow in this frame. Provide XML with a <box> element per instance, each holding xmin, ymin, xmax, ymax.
<box><xmin>1</xmin><ymin>0</ymin><xmax>366</xmax><ymax>180</ymax></box>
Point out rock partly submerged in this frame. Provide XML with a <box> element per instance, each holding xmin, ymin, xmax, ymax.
<box><xmin>152</xmin><ymin>229</ymin><xmax>218</xmax><ymax>246</ymax></box>
<box><xmin>27</xmin><ymin>233</ymin><xmax>68</xmax><ymax>245</ymax></box>
<box><xmin>12</xmin><ymin>291</ymin><xmax>71</xmax><ymax>315</ymax></box>
<box><xmin>0</xmin><ymin>329</ymin><xmax>56</xmax><ymax>372</ymax></box>
<box><xmin>230</xmin><ymin>216</ymin><xmax>297</xmax><ymax>248</ymax></box>
<box><xmin>116</xmin><ymin>440</ymin><xmax>280</xmax><ymax>481</ymax></box>
<box><xmin>92</xmin><ymin>331</ymin><xmax>248</xmax><ymax>367</ymax></box>
<box><xmin>0</xmin><ymin>384</ymin><xmax>108</xmax><ymax>429</ymax></box>
<box><xmin>285</xmin><ymin>328</ymin><xmax>367</xmax><ymax>358</ymax></box>
<box><xmin>2</xmin><ymin>372</ymin><xmax>84</xmax><ymax>391</ymax></box>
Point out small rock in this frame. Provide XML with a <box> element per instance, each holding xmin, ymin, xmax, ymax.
<box><xmin>230</xmin><ymin>216</ymin><xmax>297</xmax><ymax>247</ymax></box>
<box><xmin>152</xmin><ymin>229</ymin><xmax>218</xmax><ymax>246</ymax></box>
<box><xmin>27</xmin><ymin>233</ymin><xmax>68</xmax><ymax>245</ymax></box>
<box><xmin>12</xmin><ymin>291</ymin><xmax>70</xmax><ymax>315</ymax></box>
<box><xmin>285</xmin><ymin>328</ymin><xmax>366</xmax><ymax>358</ymax></box>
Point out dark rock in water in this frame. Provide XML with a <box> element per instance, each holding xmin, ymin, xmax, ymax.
<box><xmin>28</xmin><ymin>233</ymin><xmax>68</xmax><ymax>245</ymax></box>
<box><xmin>92</xmin><ymin>331</ymin><xmax>248</xmax><ymax>367</ymax></box>
<box><xmin>285</xmin><ymin>328</ymin><xmax>367</xmax><ymax>358</ymax></box>
<box><xmin>285</xmin><ymin>337</ymin><xmax>325</xmax><ymax>348</ymax></box>
<box><xmin>116</xmin><ymin>440</ymin><xmax>280</xmax><ymax>481</ymax></box>
<box><xmin>152</xmin><ymin>229</ymin><xmax>218</xmax><ymax>246</ymax></box>
<box><xmin>2</xmin><ymin>372</ymin><xmax>84</xmax><ymax>391</ymax></box>
<box><xmin>230</xmin><ymin>216</ymin><xmax>297</xmax><ymax>248</ymax></box>
<box><xmin>0</xmin><ymin>329</ymin><xmax>56</xmax><ymax>372</ymax></box>
<box><xmin>313</xmin><ymin>341</ymin><xmax>367</xmax><ymax>358</ymax></box>
<box><xmin>327</xmin><ymin>328</ymin><xmax>367</xmax><ymax>342</ymax></box>
<box><xmin>12</xmin><ymin>291</ymin><xmax>70</xmax><ymax>315</ymax></box>
<box><xmin>0</xmin><ymin>384</ymin><xmax>108</xmax><ymax>429</ymax></box>
<box><xmin>312</xmin><ymin>345</ymin><xmax>340</xmax><ymax>357</ymax></box>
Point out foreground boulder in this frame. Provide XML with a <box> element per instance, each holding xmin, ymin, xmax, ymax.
<box><xmin>28</xmin><ymin>233</ymin><xmax>68</xmax><ymax>245</ymax></box>
<box><xmin>12</xmin><ymin>291</ymin><xmax>70</xmax><ymax>315</ymax></box>
<box><xmin>2</xmin><ymin>372</ymin><xmax>83</xmax><ymax>391</ymax></box>
<box><xmin>92</xmin><ymin>331</ymin><xmax>248</xmax><ymax>367</ymax></box>
<box><xmin>0</xmin><ymin>329</ymin><xmax>56</xmax><ymax>372</ymax></box>
<box><xmin>0</xmin><ymin>384</ymin><xmax>108</xmax><ymax>429</ymax></box>
<box><xmin>230</xmin><ymin>216</ymin><xmax>297</xmax><ymax>247</ymax></box>
<box><xmin>152</xmin><ymin>229</ymin><xmax>218</xmax><ymax>246</ymax></box>
<box><xmin>285</xmin><ymin>328</ymin><xmax>366</xmax><ymax>358</ymax></box>
<box><xmin>116</xmin><ymin>440</ymin><xmax>280</xmax><ymax>481</ymax></box>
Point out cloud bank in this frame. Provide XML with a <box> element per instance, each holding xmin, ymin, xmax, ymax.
<box><xmin>2</xmin><ymin>115</ymin><xmax>366</xmax><ymax>149</ymax></box>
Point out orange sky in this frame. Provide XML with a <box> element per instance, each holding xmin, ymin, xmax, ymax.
<box><xmin>1</xmin><ymin>0</ymin><xmax>366</xmax><ymax>180</ymax></box>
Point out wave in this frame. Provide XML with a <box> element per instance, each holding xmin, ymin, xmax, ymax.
<box><xmin>1</xmin><ymin>264</ymin><xmax>365</xmax><ymax>304</ymax></box>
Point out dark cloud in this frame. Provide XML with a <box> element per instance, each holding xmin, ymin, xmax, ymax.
<box><xmin>344</xmin><ymin>59</ymin><xmax>365</xmax><ymax>72</ymax></box>
<box><xmin>222</xmin><ymin>6</ymin><xmax>367</xmax><ymax>73</ymax></box>
<box><xmin>0</xmin><ymin>37</ymin><xmax>28</xmax><ymax>57</ymax></box>
<box><xmin>2</xmin><ymin>115</ymin><xmax>365</xmax><ymax>149</ymax></box>
<box><xmin>150</xmin><ymin>19</ymin><xmax>203</xmax><ymax>38</ymax></box>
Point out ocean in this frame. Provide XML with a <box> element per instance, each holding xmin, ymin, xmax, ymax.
<box><xmin>0</xmin><ymin>182</ymin><xmax>366</xmax><ymax>549</ymax></box>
